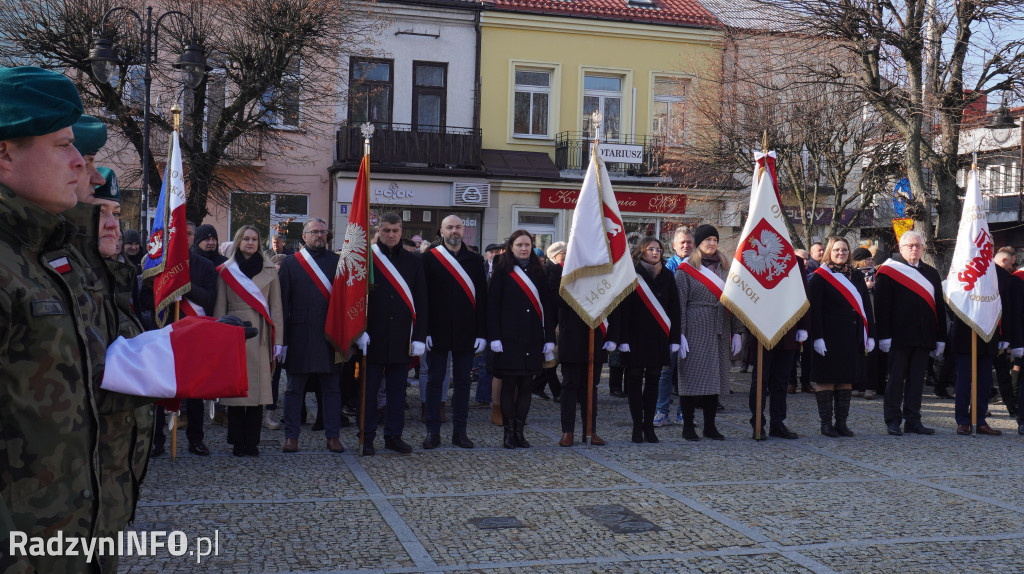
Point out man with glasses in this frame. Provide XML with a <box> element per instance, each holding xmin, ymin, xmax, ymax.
<box><xmin>278</xmin><ymin>218</ymin><xmax>346</xmax><ymax>453</ymax></box>
<box><xmin>875</xmin><ymin>230</ymin><xmax>947</xmax><ymax>436</ymax></box>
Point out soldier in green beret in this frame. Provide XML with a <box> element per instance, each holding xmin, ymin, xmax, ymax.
<box><xmin>72</xmin><ymin>114</ymin><xmax>109</xmax><ymax>202</ymax></box>
<box><xmin>0</xmin><ymin>66</ymin><xmax>107</xmax><ymax>573</ymax></box>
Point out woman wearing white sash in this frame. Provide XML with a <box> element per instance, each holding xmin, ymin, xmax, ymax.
<box><xmin>214</xmin><ymin>225</ymin><xmax>284</xmax><ymax>456</ymax></box>
<box><xmin>808</xmin><ymin>236</ymin><xmax>875</xmax><ymax>438</ymax></box>
<box><xmin>676</xmin><ymin>224</ymin><xmax>742</xmax><ymax>441</ymax></box>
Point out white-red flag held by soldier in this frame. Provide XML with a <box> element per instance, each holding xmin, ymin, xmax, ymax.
<box><xmin>326</xmin><ymin>153</ymin><xmax>372</xmax><ymax>360</ymax></box>
<box><xmin>721</xmin><ymin>152</ymin><xmax>808</xmax><ymax>348</ymax></box>
<box><xmin>559</xmin><ymin>142</ymin><xmax>637</xmax><ymax>327</ymax></box>
<box><xmin>943</xmin><ymin>164</ymin><xmax>1001</xmax><ymax>341</ymax></box>
<box><xmin>141</xmin><ymin>128</ymin><xmax>190</xmax><ymax>325</ymax></box>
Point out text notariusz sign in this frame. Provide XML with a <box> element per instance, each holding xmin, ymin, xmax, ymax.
<box><xmin>597</xmin><ymin>143</ymin><xmax>644</xmax><ymax>164</ymax></box>
<box><xmin>540</xmin><ymin>188</ymin><xmax>687</xmax><ymax>215</ymax></box>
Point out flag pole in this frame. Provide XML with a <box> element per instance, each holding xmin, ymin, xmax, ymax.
<box><xmin>754</xmin><ymin>342</ymin><xmax>764</xmax><ymax>440</ymax></box>
<box><xmin>585</xmin><ymin>328</ymin><xmax>594</xmax><ymax>447</ymax></box>
<box><xmin>169</xmin><ymin>105</ymin><xmax>183</xmax><ymax>463</ymax></box>
<box><xmin>358</xmin><ymin>132</ymin><xmax>371</xmax><ymax>455</ymax></box>
<box><xmin>971</xmin><ymin>332</ymin><xmax>977</xmax><ymax>436</ymax></box>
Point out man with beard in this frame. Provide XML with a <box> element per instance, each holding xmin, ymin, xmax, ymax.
<box><xmin>193</xmin><ymin>223</ymin><xmax>227</xmax><ymax>267</ymax></box>
<box><xmin>421</xmin><ymin>215</ymin><xmax>487</xmax><ymax>449</ymax></box>
<box><xmin>279</xmin><ymin>218</ymin><xmax>346</xmax><ymax>453</ymax></box>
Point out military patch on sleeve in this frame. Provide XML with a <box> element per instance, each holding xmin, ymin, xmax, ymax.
<box><xmin>31</xmin><ymin>299</ymin><xmax>66</xmax><ymax>316</ymax></box>
<box><xmin>48</xmin><ymin>256</ymin><xmax>71</xmax><ymax>274</ymax></box>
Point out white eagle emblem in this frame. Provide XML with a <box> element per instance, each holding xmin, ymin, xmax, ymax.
<box><xmin>742</xmin><ymin>228</ymin><xmax>792</xmax><ymax>282</ymax></box>
<box><xmin>337</xmin><ymin>222</ymin><xmax>368</xmax><ymax>286</ymax></box>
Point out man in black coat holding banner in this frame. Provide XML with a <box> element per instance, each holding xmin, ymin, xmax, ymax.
<box><xmin>279</xmin><ymin>218</ymin><xmax>345</xmax><ymax>453</ymax></box>
<box><xmin>360</xmin><ymin>212</ymin><xmax>428</xmax><ymax>455</ymax></box>
<box><xmin>421</xmin><ymin>215</ymin><xmax>488</xmax><ymax>449</ymax></box>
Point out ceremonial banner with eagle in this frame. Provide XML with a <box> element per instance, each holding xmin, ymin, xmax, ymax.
<box><xmin>943</xmin><ymin>164</ymin><xmax>1001</xmax><ymax>341</ymax></box>
<box><xmin>325</xmin><ymin>153</ymin><xmax>372</xmax><ymax>360</ymax></box>
<box><xmin>559</xmin><ymin>142</ymin><xmax>637</xmax><ymax>328</ymax></box>
<box><xmin>721</xmin><ymin>152</ymin><xmax>808</xmax><ymax>348</ymax></box>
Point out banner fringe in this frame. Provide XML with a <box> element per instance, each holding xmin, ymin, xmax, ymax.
<box><xmin>560</xmin><ymin>278</ymin><xmax>637</xmax><ymax>330</ymax></box>
<box><xmin>943</xmin><ymin>293</ymin><xmax>1000</xmax><ymax>343</ymax></box>
<box><xmin>721</xmin><ymin>295</ymin><xmax>808</xmax><ymax>350</ymax></box>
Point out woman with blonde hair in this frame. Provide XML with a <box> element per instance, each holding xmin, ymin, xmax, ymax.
<box><xmin>675</xmin><ymin>224</ymin><xmax>742</xmax><ymax>441</ymax></box>
<box><xmin>215</xmin><ymin>225</ymin><xmax>284</xmax><ymax>455</ymax></box>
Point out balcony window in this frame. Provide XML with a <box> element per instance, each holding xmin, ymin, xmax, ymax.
<box><xmin>652</xmin><ymin>77</ymin><xmax>687</xmax><ymax>146</ymax></box>
<box><xmin>582</xmin><ymin>74</ymin><xmax>621</xmax><ymax>141</ymax></box>
<box><xmin>349</xmin><ymin>58</ymin><xmax>393</xmax><ymax>126</ymax></box>
<box><xmin>413</xmin><ymin>61</ymin><xmax>447</xmax><ymax>133</ymax></box>
<box><xmin>513</xmin><ymin>68</ymin><xmax>551</xmax><ymax>138</ymax></box>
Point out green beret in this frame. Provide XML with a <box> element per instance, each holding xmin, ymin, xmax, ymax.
<box><xmin>0</xmin><ymin>66</ymin><xmax>83</xmax><ymax>141</ymax></box>
<box><xmin>94</xmin><ymin>167</ymin><xmax>120</xmax><ymax>202</ymax></box>
<box><xmin>72</xmin><ymin>115</ymin><xmax>107</xmax><ymax>156</ymax></box>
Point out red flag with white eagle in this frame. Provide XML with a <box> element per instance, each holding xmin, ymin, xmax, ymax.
<box><xmin>100</xmin><ymin>317</ymin><xmax>248</xmax><ymax>399</ymax></box>
<box><xmin>141</xmin><ymin>128</ymin><xmax>190</xmax><ymax>325</ymax></box>
<box><xmin>559</xmin><ymin>142</ymin><xmax>637</xmax><ymax>327</ymax></box>
<box><xmin>325</xmin><ymin>153</ymin><xmax>372</xmax><ymax>360</ymax></box>
<box><xmin>720</xmin><ymin>151</ymin><xmax>808</xmax><ymax>348</ymax></box>
<box><xmin>942</xmin><ymin>164</ymin><xmax>1001</xmax><ymax>341</ymax></box>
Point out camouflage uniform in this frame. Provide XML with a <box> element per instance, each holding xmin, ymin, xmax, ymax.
<box><xmin>64</xmin><ymin>203</ymin><xmax>155</xmax><ymax>573</ymax></box>
<box><xmin>0</xmin><ymin>185</ymin><xmax>106</xmax><ymax>574</ymax></box>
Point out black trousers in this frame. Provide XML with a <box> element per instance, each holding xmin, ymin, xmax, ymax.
<box><xmin>884</xmin><ymin>346</ymin><xmax>930</xmax><ymax>425</ymax></box>
<box><xmin>153</xmin><ymin>398</ymin><xmax>204</xmax><ymax>447</ymax></box>
<box><xmin>426</xmin><ymin>349</ymin><xmax>474</xmax><ymax>434</ymax></box>
<box><xmin>625</xmin><ymin>365</ymin><xmax>659</xmax><ymax>428</ymax></box>
<box><xmin>748</xmin><ymin>348</ymin><xmax>795</xmax><ymax>429</ymax></box>
<box><xmin>363</xmin><ymin>362</ymin><xmax>407</xmax><ymax>441</ymax></box>
<box><xmin>993</xmin><ymin>351</ymin><xmax>1016</xmax><ymax>413</ymax></box>
<box><xmin>500</xmin><ymin>375</ymin><xmax>532</xmax><ymax>424</ymax></box>
<box><xmin>227</xmin><ymin>405</ymin><xmax>263</xmax><ymax>452</ymax></box>
<box><xmin>532</xmin><ymin>366</ymin><xmax>562</xmax><ymax>398</ymax></box>
<box><xmin>560</xmin><ymin>361</ymin><xmax>602</xmax><ymax>434</ymax></box>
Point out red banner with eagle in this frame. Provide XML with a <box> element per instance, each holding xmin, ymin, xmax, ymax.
<box><xmin>720</xmin><ymin>150</ymin><xmax>808</xmax><ymax>348</ymax></box>
<box><xmin>559</xmin><ymin>142</ymin><xmax>637</xmax><ymax>328</ymax></box>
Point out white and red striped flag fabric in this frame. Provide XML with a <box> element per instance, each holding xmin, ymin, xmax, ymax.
<box><xmin>101</xmin><ymin>317</ymin><xmax>248</xmax><ymax>399</ymax></box>
<box><xmin>141</xmin><ymin>128</ymin><xmax>190</xmax><ymax>324</ymax></box>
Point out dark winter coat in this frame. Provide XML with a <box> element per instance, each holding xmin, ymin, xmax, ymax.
<box><xmin>808</xmin><ymin>265</ymin><xmax>875</xmax><ymax>385</ymax></box>
<box><xmin>186</xmin><ymin>251</ymin><xmax>217</xmax><ymax>315</ymax></box>
<box><xmin>547</xmin><ymin>262</ymin><xmax>616</xmax><ymax>365</ymax></box>
<box><xmin>874</xmin><ymin>255</ymin><xmax>946</xmax><ymax>348</ymax></box>
<box><xmin>617</xmin><ymin>263</ymin><xmax>680</xmax><ymax>368</ymax></box>
<box><xmin>366</xmin><ymin>241</ymin><xmax>428</xmax><ymax>364</ymax></box>
<box><xmin>487</xmin><ymin>262</ymin><xmax>556</xmax><ymax>376</ymax></box>
<box><xmin>423</xmin><ymin>243</ymin><xmax>487</xmax><ymax>352</ymax></box>
<box><xmin>279</xmin><ymin>247</ymin><xmax>341</xmax><ymax>373</ymax></box>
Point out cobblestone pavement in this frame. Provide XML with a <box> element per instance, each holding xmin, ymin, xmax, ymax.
<box><xmin>123</xmin><ymin>368</ymin><xmax>1024</xmax><ymax>573</ymax></box>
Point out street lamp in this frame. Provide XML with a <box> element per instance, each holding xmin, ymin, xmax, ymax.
<box><xmin>89</xmin><ymin>6</ymin><xmax>210</xmax><ymax>235</ymax></box>
<box><xmin>983</xmin><ymin>93</ymin><xmax>1022</xmax><ymax>221</ymax></box>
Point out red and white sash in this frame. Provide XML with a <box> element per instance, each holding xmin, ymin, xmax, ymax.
<box><xmin>877</xmin><ymin>258</ymin><xmax>936</xmax><ymax>319</ymax></box>
<box><xmin>636</xmin><ymin>275</ymin><xmax>671</xmax><ymax>337</ymax></box>
<box><xmin>431</xmin><ymin>246</ymin><xmax>475</xmax><ymax>307</ymax></box>
<box><xmin>680</xmin><ymin>261</ymin><xmax>725</xmax><ymax>299</ymax></box>
<box><xmin>296</xmin><ymin>247</ymin><xmax>333</xmax><ymax>300</ymax></box>
<box><xmin>511</xmin><ymin>266</ymin><xmax>544</xmax><ymax>326</ymax></box>
<box><xmin>598</xmin><ymin>319</ymin><xmax>609</xmax><ymax>336</ymax></box>
<box><xmin>218</xmin><ymin>260</ymin><xmax>273</xmax><ymax>326</ymax></box>
<box><xmin>371</xmin><ymin>244</ymin><xmax>416</xmax><ymax>320</ymax></box>
<box><xmin>813</xmin><ymin>266</ymin><xmax>868</xmax><ymax>346</ymax></box>
<box><xmin>180</xmin><ymin>298</ymin><xmax>206</xmax><ymax>317</ymax></box>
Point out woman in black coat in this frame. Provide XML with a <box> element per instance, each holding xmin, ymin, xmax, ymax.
<box><xmin>808</xmin><ymin>236</ymin><xmax>875</xmax><ymax>438</ymax></box>
<box><xmin>487</xmin><ymin>230</ymin><xmax>556</xmax><ymax>448</ymax></box>
<box><xmin>615</xmin><ymin>237</ymin><xmax>680</xmax><ymax>443</ymax></box>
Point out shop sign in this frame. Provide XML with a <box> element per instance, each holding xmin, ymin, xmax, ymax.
<box><xmin>598</xmin><ymin>143</ymin><xmax>644</xmax><ymax>164</ymax></box>
<box><xmin>781</xmin><ymin>205</ymin><xmax>874</xmax><ymax>226</ymax></box>
<box><xmin>540</xmin><ymin>188</ymin><xmax>687</xmax><ymax>214</ymax></box>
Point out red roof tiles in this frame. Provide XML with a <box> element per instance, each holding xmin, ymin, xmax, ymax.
<box><xmin>482</xmin><ymin>0</ymin><xmax>722</xmax><ymax>29</ymax></box>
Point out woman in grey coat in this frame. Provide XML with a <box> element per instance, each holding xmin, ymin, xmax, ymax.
<box><xmin>675</xmin><ymin>225</ymin><xmax>743</xmax><ymax>440</ymax></box>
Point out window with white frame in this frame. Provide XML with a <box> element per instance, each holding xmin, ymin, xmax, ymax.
<box><xmin>260</xmin><ymin>58</ymin><xmax>301</xmax><ymax>129</ymax></box>
<box><xmin>652</xmin><ymin>77</ymin><xmax>687</xmax><ymax>145</ymax></box>
<box><xmin>513</xmin><ymin>68</ymin><xmax>552</xmax><ymax>138</ymax></box>
<box><xmin>582</xmin><ymin>74</ymin><xmax>622</xmax><ymax>141</ymax></box>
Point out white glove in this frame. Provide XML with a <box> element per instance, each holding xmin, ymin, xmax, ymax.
<box><xmin>474</xmin><ymin>338</ymin><xmax>487</xmax><ymax>354</ymax></box>
<box><xmin>273</xmin><ymin>345</ymin><xmax>286</xmax><ymax>361</ymax></box>
<box><xmin>879</xmin><ymin>338</ymin><xmax>891</xmax><ymax>353</ymax></box>
<box><xmin>813</xmin><ymin>338</ymin><xmax>827</xmax><ymax>356</ymax></box>
<box><xmin>357</xmin><ymin>332</ymin><xmax>370</xmax><ymax>354</ymax></box>
<box><xmin>425</xmin><ymin>336</ymin><xmax>433</xmax><ymax>351</ymax></box>
<box><xmin>795</xmin><ymin>329</ymin><xmax>808</xmax><ymax>343</ymax></box>
<box><xmin>490</xmin><ymin>340</ymin><xmax>503</xmax><ymax>353</ymax></box>
<box><xmin>998</xmin><ymin>341</ymin><xmax>1009</xmax><ymax>350</ymax></box>
<box><xmin>670</xmin><ymin>344</ymin><xmax>680</xmax><ymax>353</ymax></box>
<box><xmin>411</xmin><ymin>341</ymin><xmax>426</xmax><ymax>357</ymax></box>
<box><xmin>1013</xmin><ymin>347</ymin><xmax>1024</xmax><ymax>359</ymax></box>
<box><xmin>679</xmin><ymin>335</ymin><xmax>690</xmax><ymax>359</ymax></box>
<box><xmin>934</xmin><ymin>341</ymin><xmax>945</xmax><ymax>356</ymax></box>
<box><xmin>618</xmin><ymin>343</ymin><xmax>630</xmax><ymax>353</ymax></box>
<box><xmin>731</xmin><ymin>334</ymin><xmax>742</xmax><ymax>356</ymax></box>
<box><xmin>866</xmin><ymin>338</ymin><xmax>875</xmax><ymax>353</ymax></box>
<box><xmin>602</xmin><ymin>341</ymin><xmax>617</xmax><ymax>352</ymax></box>
<box><xmin>542</xmin><ymin>342</ymin><xmax>555</xmax><ymax>355</ymax></box>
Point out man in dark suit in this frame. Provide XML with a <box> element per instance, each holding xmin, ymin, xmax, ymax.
<box><xmin>421</xmin><ymin>215</ymin><xmax>487</xmax><ymax>449</ymax></box>
<box><xmin>279</xmin><ymin>218</ymin><xmax>346</xmax><ymax>453</ymax></box>
<box><xmin>876</xmin><ymin>230</ymin><xmax>947</xmax><ymax>436</ymax></box>
<box><xmin>360</xmin><ymin>212</ymin><xmax>428</xmax><ymax>455</ymax></box>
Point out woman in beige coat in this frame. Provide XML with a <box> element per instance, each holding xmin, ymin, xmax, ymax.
<box><xmin>215</xmin><ymin>225</ymin><xmax>284</xmax><ymax>456</ymax></box>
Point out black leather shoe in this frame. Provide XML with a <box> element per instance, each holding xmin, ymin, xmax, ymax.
<box><xmin>1018</xmin><ymin>423</ymin><xmax>1024</xmax><ymax>436</ymax></box>
<box><xmin>361</xmin><ymin>442</ymin><xmax>375</xmax><ymax>456</ymax></box>
<box><xmin>887</xmin><ymin>422</ymin><xmax>904</xmax><ymax>436</ymax></box>
<box><xmin>934</xmin><ymin>388</ymin><xmax>954</xmax><ymax>399</ymax></box>
<box><xmin>188</xmin><ymin>441</ymin><xmax>210</xmax><ymax>456</ymax></box>
<box><xmin>904</xmin><ymin>423</ymin><xmax>935</xmax><ymax>435</ymax></box>
<box><xmin>384</xmin><ymin>436</ymin><xmax>413</xmax><ymax>454</ymax></box>
<box><xmin>532</xmin><ymin>389</ymin><xmax>551</xmax><ymax>400</ymax></box>
<box><xmin>610</xmin><ymin>390</ymin><xmax>627</xmax><ymax>398</ymax></box>
<box><xmin>703</xmin><ymin>426</ymin><xmax>725</xmax><ymax>440</ymax></box>
<box><xmin>150</xmin><ymin>444</ymin><xmax>165</xmax><ymax>457</ymax></box>
<box><xmin>769</xmin><ymin>425</ymin><xmax>799</xmax><ymax>439</ymax></box>
<box><xmin>452</xmin><ymin>432</ymin><xmax>474</xmax><ymax>449</ymax></box>
<box><xmin>422</xmin><ymin>433</ymin><xmax>441</xmax><ymax>450</ymax></box>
